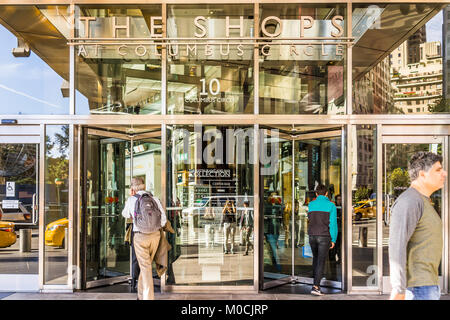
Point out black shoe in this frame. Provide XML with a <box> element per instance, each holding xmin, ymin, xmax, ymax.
<box><xmin>243</xmin><ymin>252</ymin><xmax>248</xmax><ymax>256</ymax></box>
<box><xmin>224</xmin><ymin>251</ymin><xmax>229</xmax><ymax>254</ymax></box>
<box><xmin>130</xmin><ymin>280</ymin><xmax>138</xmax><ymax>293</ymax></box>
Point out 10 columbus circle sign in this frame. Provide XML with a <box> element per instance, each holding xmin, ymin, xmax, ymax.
<box><xmin>72</xmin><ymin>13</ymin><xmax>350</xmax><ymax>61</ymax></box>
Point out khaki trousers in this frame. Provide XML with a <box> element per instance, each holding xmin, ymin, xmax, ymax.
<box><xmin>133</xmin><ymin>231</ymin><xmax>161</xmax><ymax>300</ymax></box>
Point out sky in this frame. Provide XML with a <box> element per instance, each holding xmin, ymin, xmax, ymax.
<box><xmin>0</xmin><ymin>24</ymin><xmax>69</xmax><ymax>115</ymax></box>
<box><xmin>426</xmin><ymin>11</ymin><xmax>443</xmax><ymax>44</ymax></box>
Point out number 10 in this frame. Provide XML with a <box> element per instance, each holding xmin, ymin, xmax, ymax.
<box><xmin>200</xmin><ymin>78</ymin><xmax>220</xmax><ymax>96</ymax></box>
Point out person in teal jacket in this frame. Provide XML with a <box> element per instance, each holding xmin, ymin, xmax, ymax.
<box><xmin>307</xmin><ymin>184</ymin><xmax>338</xmax><ymax>296</ymax></box>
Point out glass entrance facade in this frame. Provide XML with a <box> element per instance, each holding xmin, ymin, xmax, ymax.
<box><xmin>0</xmin><ymin>1</ymin><xmax>449</xmax><ymax>295</ymax></box>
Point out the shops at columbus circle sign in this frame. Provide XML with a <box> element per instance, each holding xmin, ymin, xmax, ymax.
<box><xmin>72</xmin><ymin>14</ymin><xmax>351</xmax><ymax>60</ymax></box>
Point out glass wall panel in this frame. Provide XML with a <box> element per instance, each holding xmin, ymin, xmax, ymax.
<box><xmin>352</xmin><ymin>3</ymin><xmax>448</xmax><ymax>114</ymax></box>
<box><xmin>259</xmin><ymin>4</ymin><xmax>347</xmax><ymax>115</ymax></box>
<box><xmin>382</xmin><ymin>142</ymin><xmax>443</xmax><ymax>279</ymax></box>
<box><xmin>85</xmin><ymin>133</ymin><xmax>130</xmax><ymax>282</ymax></box>
<box><xmin>44</xmin><ymin>125</ymin><xmax>69</xmax><ymax>284</ymax></box>
<box><xmin>351</xmin><ymin>125</ymin><xmax>377</xmax><ymax>287</ymax></box>
<box><xmin>75</xmin><ymin>5</ymin><xmax>162</xmax><ymax>114</ymax></box>
<box><xmin>0</xmin><ymin>6</ymin><xmax>70</xmax><ymax>114</ymax></box>
<box><xmin>167</xmin><ymin>5</ymin><xmax>254</xmax><ymax>114</ymax></box>
<box><xmin>166</xmin><ymin>125</ymin><xmax>254</xmax><ymax>286</ymax></box>
<box><xmin>0</xmin><ymin>143</ymin><xmax>39</xmax><ymax>278</ymax></box>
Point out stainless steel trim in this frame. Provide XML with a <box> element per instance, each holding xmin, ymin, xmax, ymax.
<box><xmin>293</xmin><ymin>130</ymin><xmax>342</xmax><ymax>141</ymax></box>
<box><xmin>291</xmin><ymin>138</ymin><xmax>295</xmax><ymax>278</ymax></box>
<box><xmin>346</xmin><ymin>124</ymin><xmax>353</xmax><ymax>291</ymax></box>
<box><xmin>382</xmin><ymin>136</ymin><xmax>445</xmax><ymax>144</ymax></box>
<box><xmin>85</xmin><ymin>276</ymin><xmax>130</xmax><ymax>289</ymax></box>
<box><xmin>382</xmin><ymin>126</ymin><xmax>450</xmax><ymax>136</ymax></box>
<box><xmin>346</xmin><ymin>1</ymin><xmax>352</xmax><ymax>115</ymax></box>
<box><xmin>0</xmin><ymin>136</ymin><xmax>40</xmax><ymax>144</ymax></box>
<box><xmin>4</xmin><ymin>115</ymin><xmax>450</xmax><ymax>126</ymax></box>
<box><xmin>376</xmin><ymin>124</ymin><xmax>382</xmax><ymax>293</ymax></box>
<box><xmin>68</xmin><ymin>124</ymin><xmax>74</xmax><ymax>288</ymax></box>
<box><xmin>0</xmin><ymin>126</ymin><xmax>40</xmax><ymax>135</ymax></box>
<box><xmin>76</xmin><ymin>125</ymin><xmax>82</xmax><ymax>290</ymax></box>
<box><xmin>161</xmin><ymin>3</ymin><xmax>167</xmax><ymax>116</ymax></box>
<box><xmin>164</xmin><ymin>285</ymin><xmax>256</xmax><ymax>294</ymax></box>
<box><xmin>262</xmin><ymin>276</ymin><xmax>292</xmax><ymax>291</ymax></box>
<box><xmin>253</xmin><ymin>124</ymin><xmax>259</xmax><ymax>291</ymax></box>
<box><xmin>444</xmin><ymin>135</ymin><xmax>449</xmax><ymax>294</ymax></box>
<box><xmin>161</xmin><ymin>123</ymin><xmax>167</xmax><ymax>293</ymax></box>
<box><xmin>253</xmin><ymin>2</ymin><xmax>259</xmax><ymax>116</ymax></box>
<box><xmin>297</xmin><ymin>276</ymin><xmax>342</xmax><ymax>289</ymax></box>
<box><xmin>87</xmin><ymin>128</ymin><xmax>131</xmax><ymax>140</ymax></box>
<box><xmin>39</xmin><ymin>124</ymin><xmax>45</xmax><ymax>290</ymax></box>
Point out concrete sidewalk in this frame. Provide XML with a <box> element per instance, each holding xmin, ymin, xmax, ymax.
<box><xmin>1</xmin><ymin>291</ymin><xmax>393</xmax><ymax>300</ymax></box>
<box><xmin>2</xmin><ymin>291</ymin><xmax>450</xmax><ymax>300</ymax></box>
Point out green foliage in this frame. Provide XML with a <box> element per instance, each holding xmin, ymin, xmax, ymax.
<box><xmin>388</xmin><ymin>167</ymin><xmax>410</xmax><ymax>190</ymax></box>
<box><xmin>428</xmin><ymin>96</ymin><xmax>450</xmax><ymax>113</ymax></box>
<box><xmin>354</xmin><ymin>187</ymin><xmax>370</xmax><ymax>202</ymax></box>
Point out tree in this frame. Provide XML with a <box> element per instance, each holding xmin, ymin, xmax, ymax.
<box><xmin>428</xmin><ymin>96</ymin><xmax>450</xmax><ymax>113</ymax></box>
<box><xmin>388</xmin><ymin>167</ymin><xmax>410</xmax><ymax>195</ymax></box>
<box><xmin>355</xmin><ymin>187</ymin><xmax>370</xmax><ymax>202</ymax></box>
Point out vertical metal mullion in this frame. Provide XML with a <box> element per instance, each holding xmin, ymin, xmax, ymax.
<box><xmin>340</xmin><ymin>126</ymin><xmax>346</xmax><ymax>291</ymax></box>
<box><xmin>346</xmin><ymin>2</ymin><xmax>352</xmax><ymax>116</ymax></box>
<box><xmin>291</xmin><ymin>140</ymin><xmax>295</xmax><ymax>279</ymax></box>
<box><xmin>69</xmin><ymin>3</ymin><xmax>75</xmax><ymax>115</ymax></box>
<box><xmin>376</xmin><ymin>124</ymin><xmax>383</xmax><ymax>293</ymax></box>
<box><xmin>443</xmin><ymin>136</ymin><xmax>449</xmax><ymax>294</ymax></box>
<box><xmin>253</xmin><ymin>124</ymin><xmax>259</xmax><ymax>292</ymax></box>
<box><xmin>346</xmin><ymin>124</ymin><xmax>353</xmax><ymax>292</ymax></box>
<box><xmin>253</xmin><ymin>2</ymin><xmax>259</xmax><ymax>115</ymax></box>
<box><xmin>38</xmin><ymin>124</ymin><xmax>46</xmax><ymax>290</ymax></box>
<box><xmin>161</xmin><ymin>3</ymin><xmax>167</xmax><ymax>116</ymax></box>
<box><xmin>67</xmin><ymin>124</ymin><xmax>75</xmax><ymax>289</ymax></box>
<box><xmin>161</xmin><ymin>123</ymin><xmax>167</xmax><ymax>292</ymax></box>
<box><xmin>76</xmin><ymin>125</ymin><xmax>82</xmax><ymax>290</ymax></box>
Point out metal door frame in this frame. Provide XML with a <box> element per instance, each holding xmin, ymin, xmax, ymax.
<box><xmin>81</xmin><ymin>126</ymin><xmax>163</xmax><ymax>289</ymax></box>
<box><xmin>82</xmin><ymin>127</ymin><xmax>132</xmax><ymax>289</ymax></box>
<box><xmin>380</xmin><ymin>133</ymin><xmax>448</xmax><ymax>295</ymax></box>
<box><xmin>262</xmin><ymin>127</ymin><xmax>344</xmax><ymax>291</ymax></box>
<box><xmin>0</xmin><ymin>129</ymin><xmax>41</xmax><ymax>292</ymax></box>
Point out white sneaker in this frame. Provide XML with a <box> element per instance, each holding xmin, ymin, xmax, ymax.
<box><xmin>311</xmin><ymin>286</ymin><xmax>324</xmax><ymax>296</ymax></box>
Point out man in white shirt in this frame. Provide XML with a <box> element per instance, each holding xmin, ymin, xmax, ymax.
<box><xmin>121</xmin><ymin>177</ymin><xmax>167</xmax><ymax>300</ymax></box>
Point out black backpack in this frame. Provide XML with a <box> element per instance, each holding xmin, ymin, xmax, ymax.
<box><xmin>133</xmin><ymin>193</ymin><xmax>162</xmax><ymax>234</ymax></box>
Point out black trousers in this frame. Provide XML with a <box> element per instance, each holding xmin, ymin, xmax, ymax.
<box><xmin>309</xmin><ymin>235</ymin><xmax>331</xmax><ymax>287</ymax></box>
<box><xmin>131</xmin><ymin>231</ymin><xmax>140</xmax><ymax>283</ymax></box>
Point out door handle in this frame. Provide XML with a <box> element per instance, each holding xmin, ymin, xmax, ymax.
<box><xmin>32</xmin><ymin>193</ymin><xmax>38</xmax><ymax>225</ymax></box>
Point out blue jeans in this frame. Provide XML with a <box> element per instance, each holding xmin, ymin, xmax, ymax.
<box><xmin>405</xmin><ymin>285</ymin><xmax>441</xmax><ymax>300</ymax></box>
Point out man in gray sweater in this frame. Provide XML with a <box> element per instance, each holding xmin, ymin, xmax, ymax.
<box><xmin>389</xmin><ymin>151</ymin><xmax>447</xmax><ymax>300</ymax></box>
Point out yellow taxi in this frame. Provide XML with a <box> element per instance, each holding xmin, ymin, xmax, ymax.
<box><xmin>45</xmin><ymin>218</ymin><xmax>68</xmax><ymax>248</ymax></box>
<box><xmin>353</xmin><ymin>200</ymin><xmax>376</xmax><ymax>221</ymax></box>
<box><xmin>0</xmin><ymin>221</ymin><xmax>17</xmax><ymax>248</ymax></box>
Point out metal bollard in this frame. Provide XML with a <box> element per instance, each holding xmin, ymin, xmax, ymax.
<box><xmin>19</xmin><ymin>229</ymin><xmax>32</xmax><ymax>252</ymax></box>
<box><xmin>358</xmin><ymin>226</ymin><xmax>368</xmax><ymax>247</ymax></box>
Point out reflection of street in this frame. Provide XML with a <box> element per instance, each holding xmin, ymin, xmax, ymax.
<box><xmin>352</xmin><ymin>219</ymin><xmax>389</xmax><ymax>247</ymax></box>
<box><xmin>171</xmin><ymin>225</ymin><xmax>254</xmax><ymax>285</ymax></box>
<box><xmin>0</xmin><ymin>229</ymin><xmax>68</xmax><ymax>284</ymax></box>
